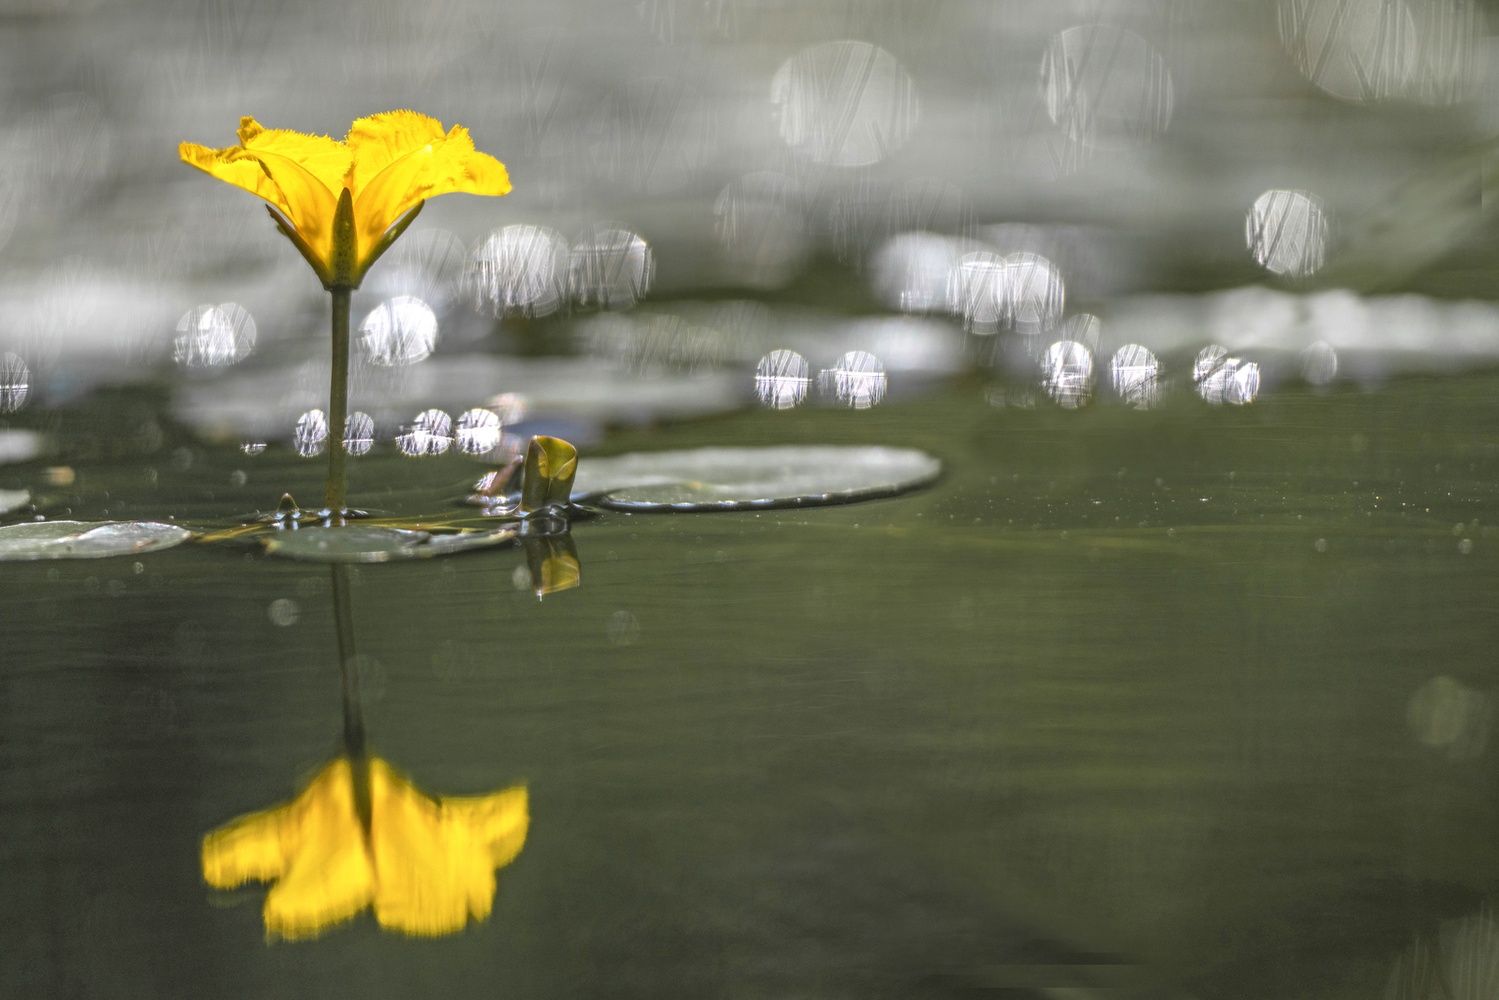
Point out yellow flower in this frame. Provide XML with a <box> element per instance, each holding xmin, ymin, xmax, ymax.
<box><xmin>202</xmin><ymin>757</ymin><xmax>528</xmax><ymax>940</ymax></box>
<box><xmin>180</xmin><ymin>111</ymin><xmax>511</xmax><ymax>289</ymax></box>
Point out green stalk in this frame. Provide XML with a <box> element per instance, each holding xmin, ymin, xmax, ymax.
<box><xmin>325</xmin><ymin>285</ymin><xmax>351</xmax><ymax>513</ymax></box>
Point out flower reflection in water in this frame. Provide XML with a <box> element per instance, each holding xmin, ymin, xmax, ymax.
<box><xmin>202</xmin><ymin>521</ymin><xmax>553</xmax><ymax>940</ymax></box>
<box><xmin>520</xmin><ymin>533</ymin><xmax>582</xmax><ymax>599</ymax></box>
<box><xmin>202</xmin><ymin>755</ymin><xmax>528</xmax><ymax>940</ymax></box>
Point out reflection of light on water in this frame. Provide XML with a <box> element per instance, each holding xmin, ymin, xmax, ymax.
<box><xmin>1195</xmin><ymin>344</ymin><xmax>1228</xmax><ymax>382</ymax></box>
<box><xmin>872</xmin><ymin>232</ymin><xmax>962</xmax><ymax>313</ymax></box>
<box><xmin>1005</xmin><ymin>253</ymin><xmax>1065</xmax><ymax>332</ymax></box>
<box><xmin>242</xmin><ymin>442</ymin><xmax>267</xmax><ymax>457</ymax></box>
<box><xmin>1040</xmin><ymin>25</ymin><xmax>1174</xmax><ymax>147</ymax></box>
<box><xmin>0</xmin><ymin>352</ymin><xmax>29</xmax><ymax>412</ymax></box>
<box><xmin>342</xmin><ymin>412</ymin><xmax>375</xmax><ymax>457</ymax></box>
<box><xmin>455</xmin><ymin>408</ymin><xmax>502</xmax><ymax>456</ymax></box>
<box><xmin>173</xmin><ymin>303</ymin><xmax>256</xmax><ymax>368</ymax></box>
<box><xmin>772</xmin><ymin>40</ymin><xmax>919</xmax><ymax>167</ymax></box>
<box><xmin>1040</xmin><ymin>340</ymin><xmax>1093</xmax><ymax>409</ymax></box>
<box><xmin>1247</xmin><ymin>189</ymin><xmax>1328</xmax><ymax>278</ymax></box>
<box><xmin>1278</xmin><ymin>0</ymin><xmax>1484</xmax><ymax>104</ymax></box>
<box><xmin>1407</xmin><ymin>675</ymin><xmax>1491</xmax><ymax>760</ymax></box>
<box><xmin>1110</xmin><ymin>344</ymin><xmax>1161</xmax><ymax>408</ymax></box>
<box><xmin>294</xmin><ymin>409</ymin><xmax>328</xmax><ymax>458</ymax></box>
<box><xmin>755</xmin><ymin>349</ymin><xmax>811</xmax><ymax>409</ymax></box>
<box><xmin>570</xmin><ymin>226</ymin><xmax>652</xmax><ymax>309</ymax></box>
<box><xmin>359</xmin><ymin>296</ymin><xmax>437</xmax><ymax>367</ymax></box>
<box><xmin>1196</xmin><ymin>346</ymin><xmax>1260</xmax><ymax>404</ymax></box>
<box><xmin>1279</xmin><ymin>0</ymin><xmax>1417</xmax><ymax>101</ymax></box>
<box><xmin>267</xmin><ymin>598</ymin><xmax>299</xmax><ymax>627</ymax></box>
<box><xmin>397</xmin><ymin>409</ymin><xmax>453</xmax><ymax>457</ymax></box>
<box><xmin>825</xmin><ymin>350</ymin><xmax>886</xmax><ymax>408</ymax></box>
<box><xmin>469</xmin><ymin>225</ymin><xmax>569</xmax><ymax>317</ymax></box>
<box><xmin>1056</xmin><ymin>313</ymin><xmax>1101</xmax><ymax>352</ymax></box>
<box><xmin>1303</xmin><ymin>340</ymin><xmax>1339</xmax><ymax>384</ymax></box>
<box><xmin>952</xmin><ymin>252</ymin><xmax>1006</xmax><ymax>334</ymax></box>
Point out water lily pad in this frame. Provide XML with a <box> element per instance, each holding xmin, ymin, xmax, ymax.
<box><xmin>0</xmin><ymin>520</ymin><xmax>192</xmax><ymax>560</ymax></box>
<box><xmin>571</xmin><ymin>445</ymin><xmax>941</xmax><ymax>511</ymax></box>
<box><xmin>0</xmin><ymin>488</ymin><xmax>29</xmax><ymax>515</ymax></box>
<box><xmin>261</xmin><ymin>525</ymin><xmax>516</xmax><ymax>563</ymax></box>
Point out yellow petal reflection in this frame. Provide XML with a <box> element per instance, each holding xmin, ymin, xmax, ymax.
<box><xmin>203</xmin><ymin>757</ymin><xmax>528</xmax><ymax>940</ymax></box>
<box><xmin>180</xmin><ymin>111</ymin><xmax>510</xmax><ymax>288</ymax></box>
<box><xmin>523</xmin><ymin>534</ymin><xmax>583</xmax><ymax>598</ymax></box>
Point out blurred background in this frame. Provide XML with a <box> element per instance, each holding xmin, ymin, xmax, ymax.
<box><xmin>1</xmin><ymin>0</ymin><xmax>1499</xmax><ymax>432</ymax></box>
<box><xmin>10</xmin><ymin>2</ymin><xmax>1499</xmax><ymax>998</ymax></box>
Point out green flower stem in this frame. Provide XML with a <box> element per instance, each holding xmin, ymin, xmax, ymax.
<box><xmin>325</xmin><ymin>285</ymin><xmax>351</xmax><ymax>512</ymax></box>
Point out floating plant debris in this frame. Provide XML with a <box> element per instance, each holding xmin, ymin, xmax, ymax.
<box><xmin>569</xmin><ymin>445</ymin><xmax>941</xmax><ymax>511</ymax></box>
<box><xmin>0</xmin><ymin>519</ymin><xmax>192</xmax><ymax>560</ymax></box>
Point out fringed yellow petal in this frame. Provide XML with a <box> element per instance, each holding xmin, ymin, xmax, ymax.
<box><xmin>352</xmin><ymin>121</ymin><xmax>511</xmax><ymax>262</ymax></box>
<box><xmin>367</xmin><ymin>759</ymin><xmax>528</xmax><ymax>937</ymax></box>
<box><xmin>344</xmin><ymin>110</ymin><xmax>449</xmax><ymax>193</ymax></box>
<box><xmin>179</xmin><ymin>141</ymin><xmax>294</xmax><ymax>221</ymax></box>
<box><xmin>183</xmin><ymin>111</ymin><xmax>509</xmax><ymax>287</ymax></box>
<box><xmin>228</xmin><ymin>148</ymin><xmax>341</xmax><ymax>266</ymax></box>
<box><xmin>180</xmin><ymin>118</ymin><xmax>348</xmax><ymax>270</ymax></box>
<box><xmin>237</xmin><ymin>117</ymin><xmax>352</xmax><ymax>196</ymax></box>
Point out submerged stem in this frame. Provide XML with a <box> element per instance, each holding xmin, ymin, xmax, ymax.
<box><xmin>325</xmin><ymin>286</ymin><xmax>351</xmax><ymax>512</ymax></box>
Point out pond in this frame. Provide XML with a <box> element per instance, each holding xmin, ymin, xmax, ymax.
<box><xmin>6</xmin><ymin>0</ymin><xmax>1499</xmax><ymax>992</ymax></box>
<box><xmin>5</xmin><ymin>369</ymin><xmax>1499</xmax><ymax>998</ymax></box>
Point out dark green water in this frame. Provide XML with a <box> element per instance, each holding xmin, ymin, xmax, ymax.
<box><xmin>5</xmin><ymin>375</ymin><xmax>1499</xmax><ymax>998</ymax></box>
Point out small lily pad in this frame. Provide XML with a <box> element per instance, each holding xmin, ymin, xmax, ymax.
<box><xmin>261</xmin><ymin>525</ymin><xmax>516</xmax><ymax>563</ymax></box>
<box><xmin>571</xmin><ymin>445</ymin><xmax>941</xmax><ymax>511</ymax></box>
<box><xmin>0</xmin><ymin>488</ymin><xmax>29</xmax><ymax>515</ymax></box>
<box><xmin>0</xmin><ymin>520</ymin><xmax>192</xmax><ymax>561</ymax></box>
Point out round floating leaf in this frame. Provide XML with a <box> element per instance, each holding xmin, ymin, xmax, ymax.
<box><xmin>0</xmin><ymin>487</ymin><xmax>29</xmax><ymax>515</ymax></box>
<box><xmin>571</xmin><ymin>445</ymin><xmax>941</xmax><ymax>511</ymax></box>
<box><xmin>0</xmin><ymin>519</ymin><xmax>192</xmax><ymax>561</ymax></box>
<box><xmin>261</xmin><ymin>525</ymin><xmax>516</xmax><ymax>563</ymax></box>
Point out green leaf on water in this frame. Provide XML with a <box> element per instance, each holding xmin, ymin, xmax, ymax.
<box><xmin>0</xmin><ymin>519</ymin><xmax>192</xmax><ymax>561</ymax></box>
<box><xmin>261</xmin><ymin>525</ymin><xmax>517</xmax><ymax>563</ymax></box>
<box><xmin>571</xmin><ymin>445</ymin><xmax>941</xmax><ymax>511</ymax></box>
